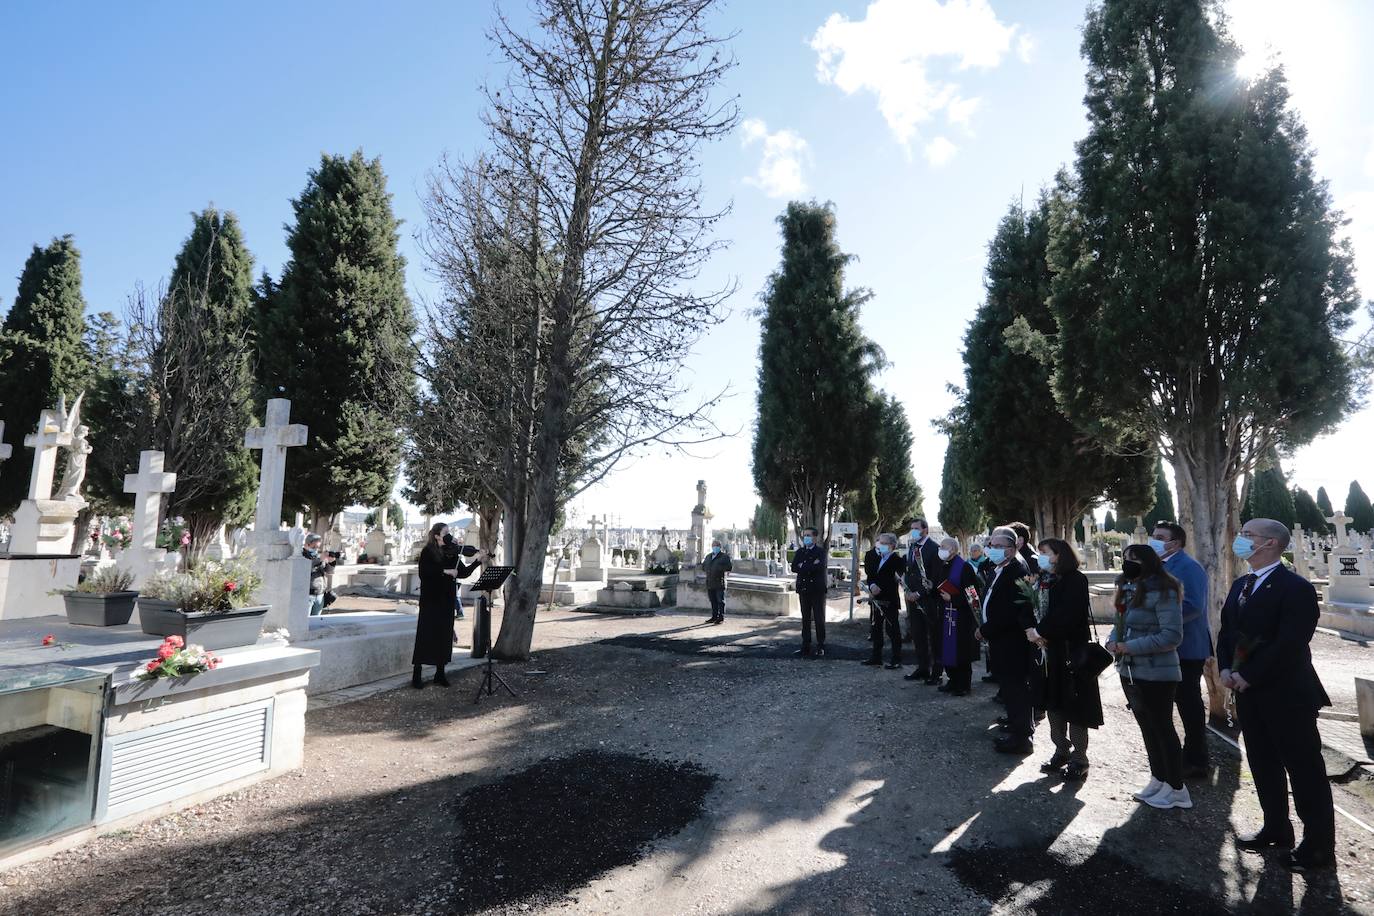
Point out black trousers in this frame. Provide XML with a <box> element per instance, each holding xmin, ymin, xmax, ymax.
<box><xmin>869</xmin><ymin>600</ymin><xmax>902</xmax><ymax>664</ymax></box>
<box><xmin>1176</xmin><ymin>658</ymin><xmax>1209</xmax><ymax>768</ymax></box>
<box><xmin>923</xmin><ymin>598</ymin><xmax>944</xmax><ymax>677</ymax></box>
<box><xmin>1236</xmin><ymin>692</ymin><xmax>1335</xmax><ymax>852</ymax></box>
<box><xmin>707</xmin><ymin>588</ymin><xmax>725</xmax><ymax>620</ymax></box>
<box><xmin>993</xmin><ymin>639</ymin><xmax>1032</xmax><ymax>737</ymax></box>
<box><xmin>799</xmin><ymin>589</ymin><xmax>827</xmax><ymax>649</ymax></box>
<box><xmin>945</xmin><ymin>663</ymin><xmax>972</xmax><ymax>692</ymax></box>
<box><xmin>1122</xmin><ymin>679</ymin><xmax>1183</xmax><ymax>789</ymax></box>
<box><xmin>907</xmin><ymin>598</ymin><xmax>932</xmax><ymax>672</ymax></box>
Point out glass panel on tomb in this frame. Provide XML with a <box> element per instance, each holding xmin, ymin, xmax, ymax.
<box><xmin>0</xmin><ymin>663</ymin><xmax>108</xmax><ymax>853</ymax></box>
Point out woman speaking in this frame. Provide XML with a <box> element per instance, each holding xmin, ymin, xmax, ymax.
<box><xmin>414</xmin><ymin>522</ymin><xmax>485</xmax><ymax>688</ymax></box>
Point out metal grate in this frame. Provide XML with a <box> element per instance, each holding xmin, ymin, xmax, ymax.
<box><xmin>102</xmin><ymin>699</ymin><xmax>272</xmax><ymax>820</ymax></box>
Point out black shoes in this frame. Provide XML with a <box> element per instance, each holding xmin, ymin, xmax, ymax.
<box><xmin>411</xmin><ymin>666</ymin><xmax>424</xmax><ymax>689</ymax></box>
<box><xmin>903</xmin><ymin>670</ymin><xmax>926</xmax><ymax>681</ymax></box>
<box><xmin>795</xmin><ymin>648</ymin><xmax>812</xmax><ymax>658</ymax></box>
<box><xmin>1063</xmin><ymin>762</ymin><xmax>1089</xmax><ymax>781</ymax></box>
<box><xmin>814</xmin><ymin>646</ymin><xmax>826</xmax><ymax>658</ymax></box>
<box><xmin>994</xmin><ymin>736</ymin><xmax>1033</xmax><ymax>755</ymax></box>
<box><xmin>862</xmin><ymin>658</ymin><xmax>883</xmax><ymax>666</ymax></box>
<box><xmin>705</xmin><ymin>615</ymin><xmax>724</xmax><ymax>625</ymax></box>
<box><xmin>1236</xmin><ymin>828</ymin><xmax>1296</xmax><ymax>852</ymax></box>
<box><xmin>924</xmin><ymin>676</ymin><xmax>943</xmax><ymax>686</ymax></box>
<box><xmin>995</xmin><ymin>715</ymin><xmax>1010</xmax><ymax>727</ymax></box>
<box><xmin>884</xmin><ymin>662</ymin><xmax>902</xmax><ymax>670</ymax></box>
<box><xmin>1040</xmin><ymin>757</ymin><xmax>1068</xmax><ymax>774</ymax></box>
<box><xmin>1284</xmin><ymin>845</ymin><xmax>1336</xmax><ymax>872</ymax></box>
<box><xmin>433</xmin><ymin>668</ymin><xmax>451</xmax><ymax>687</ymax></box>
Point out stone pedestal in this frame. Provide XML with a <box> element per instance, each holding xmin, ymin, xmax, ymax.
<box><xmin>0</xmin><ymin>554</ymin><xmax>82</xmax><ymax>619</ymax></box>
<box><xmin>9</xmin><ymin>498</ymin><xmax>82</xmax><ymax>555</ymax></box>
<box><xmin>364</xmin><ymin>528</ymin><xmax>390</xmax><ymax>564</ymax></box>
<box><xmin>253</xmin><ymin>538</ymin><xmax>312</xmax><ymax>639</ymax></box>
<box><xmin>576</xmin><ymin>535</ymin><xmax>608</xmax><ymax>582</ymax></box>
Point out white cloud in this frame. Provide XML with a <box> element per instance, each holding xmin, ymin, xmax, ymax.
<box><xmin>1016</xmin><ymin>33</ymin><xmax>1035</xmax><ymax>63</ymax></box>
<box><xmin>924</xmin><ymin>135</ymin><xmax>958</xmax><ymax>166</ymax></box>
<box><xmin>810</xmin><ymin>0</ymin><xmax>1020</xmax><ymax>153</ymax></box>
<box><xmin>1364</xmin><ymin>136</ymin><xmax>1374</xmax><ymax>178</ymax></box>
<box><xmin>740</xmin><ymin>117</ymin><xmax>810</xmax><ymax>198</ymax></box>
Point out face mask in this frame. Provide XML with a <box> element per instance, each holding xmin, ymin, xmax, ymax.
<box><xmin>1037</xmin><ymin>554</ymin><xmax>1053</xmax><ymax>572</ymax></box>
<box><xmin>442</xmin><ymin>533</ymin><xmax>454</xmax><ymax>546</ymax></box>
<box><xmin>711</xmin><ymin>546</ymin><xmax>721</xmax><ymax>555</ymax></box>
<box><xmin>985</xmin><ymin>546</ymin><xmax>1007</xmax><ymax>564</ymax></box>
<box><xmin>1121</xmin><ymin>559</ymin><xmax>1142</xmax><ymax>579</ymax></box>
<box><xmin>911</xmin><ymin>528</ymin><xmax>922</xmax><ymax>538</ymax></box>
<box><xmin>1147</xmin><ymin>538</ymin><xmax>1166</xmax><ymax>556</ymax></box>
<box><xmin>1232</xmin><ymin>535</ymin><xmax>1255</xmax><ymax>560</ymax></box>
<box><xmin>802</xmin><ymin>536</ymin><xmax>814</xmax><ymax>547</ymax></box>
<box><xmin>937</xmin><ymin>548</ymin><xmax>951</xmax><ymax>561</ymax></box>
<box><xmin>877</xmin><ymin>544</ymin><xmax>891</xmax><ymax>556</ymax></box>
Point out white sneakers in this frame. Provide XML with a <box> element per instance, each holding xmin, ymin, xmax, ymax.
<box><xmin>1140</xmin><ymin>783</ymin><xmax>1193</xmax><ymax>809</ymax></box>
<box><xmin>1132</xmin><ymin>778</ymin><xmax>1164</xmax><ymax>801</ymax></box>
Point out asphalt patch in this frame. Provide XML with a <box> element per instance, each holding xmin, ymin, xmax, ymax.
<box><xmin>446</xmin><ymin>750</ymin><xmax>716</xmax><ymax>914</ymax></box>
<box><xmin>946</xmin><ymin>844</ymin><xmax>1237</xmax><ymax>915</ymax></box>
<box><xmin>601</xmin><ymin>632</ymin><xmax>872</xmax><ymax>660</ymax></box>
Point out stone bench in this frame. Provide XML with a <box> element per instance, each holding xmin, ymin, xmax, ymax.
<box><xmin>678</xmin><ymin>578</ymin><xmax>798</xmax><ymax>618</ymax></box>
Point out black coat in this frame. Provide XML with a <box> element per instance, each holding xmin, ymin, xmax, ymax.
<box><xmin>1216</xmin><ymin>565</ymin><xmax>1330</xmax><ymax>711</ymax></box>
<box><xmin>413</xmin><ymin>542</ymin><xmax>478</xmax><ymax>666</ymax></box>
<box><xmin>791</xmin><ymin>544</ymin><xmax>828</xmax><ymax>593</ymax></box>
<box><xmin>1030</xmin><ymin>569</ymin><xmax>1103</xmax><ymax>728</ymax></box>
<box><xmin>979</xmin><ymin>561</ymin><xmax>1036</xmax><ymax>674</ymax></box>
<box><xmin>865</xmin><ymin>551</ymin><xmax>906</xmax><ymax>609</ymax></box>
<box><xmin>903</xmin><ymin>537</ymin><xmax>946</xmax><ymax>601</ymax></box>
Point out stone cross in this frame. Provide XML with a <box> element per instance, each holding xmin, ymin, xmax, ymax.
<box><xmin>0</xmin><ymin>421</ymin><xmax>11</xmax><ymax>464</ymax></box>
<box><xmin>23</xmin><ymin>409</ymin><xmax>73</xmax><ymax>500</ymax></box>
<box><xmin>124</xmin><ymin>451</ymin><xmax>178</xmax><ymax>552</ymax></box>
<box><xmin>1328</xmin><ymin>511</ymin><xmax>1352</xmax><ymax>548</ymax></box>
<box><xmin>245</xmin><ymin>398</ymin><xmax>308</xmax><ymax>544</ymax></box>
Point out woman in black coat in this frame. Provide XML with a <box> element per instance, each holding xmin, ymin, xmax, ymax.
<box><xmin>413</xmin><ymin>523</ymin><xmax>483</xmax><ymax>688</ymax></box>
<box><xmin>1028</xmin><ymin>538</ymin><xmax>1102</xmax><ymax>780</ymax></box>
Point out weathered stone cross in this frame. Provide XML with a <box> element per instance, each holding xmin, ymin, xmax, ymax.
<box><xmin>23</xmin><ymin>409</ymin><xmax>72</xmax><ymax>500</ymax></box>
<box><xmin>124</xmin><ymin>451</ymin><xmax>178</xmax><ymax>552</ymax></box>
<box><xmin>245</xmin><ymin>398</ymin><xmax>308</xmax><ymax>544</ymax></box>
<box><xmin>1328</xmin><ymin>511</ymin><xmax>1352</xmax><ymax>548</ymax></box>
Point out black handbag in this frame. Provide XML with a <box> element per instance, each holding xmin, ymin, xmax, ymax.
<box><xmin>1069</xmin><ymin>612</ymin><xmax>1113</xmax><ymax>676</ymax></box>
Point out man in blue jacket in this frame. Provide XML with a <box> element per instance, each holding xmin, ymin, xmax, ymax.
<box><xmin>790</xmin><ymin>526</ymin><xmax>829</xmax><ymax>657</ymax></box>
<box><xmin>1152</xmin><ymin>521</ymin><xmax>1211</xmax><ymax>777</ymax></box>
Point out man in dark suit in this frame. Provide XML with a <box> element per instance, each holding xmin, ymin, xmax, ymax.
<box><xmin>862</xmin><ymin>532</ymin><xmax>907</xmax><ymax>669</ymax></box>
<box><xmin>978</xmin><ymin>526</ymin><xmax>1037</xmax><ymax>753</ymax></box>
<box><xmin>1217</xmin><ymin>518</ymin><xmax>1335</xmax><ymax>873</ymax></box>
<box><xmin>902</xmin><ymin>517</ymin><xmax>947</xmax><ymax>684</ymax></box>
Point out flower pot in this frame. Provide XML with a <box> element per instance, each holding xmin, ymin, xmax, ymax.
<box><xmin>136</xmin><ymin>599</ymin><xmax>269</xmax><ymax>649</ymax></box>
<box><xmin>62</xmin><ymin>591</ymin><xmax>139</xmax><ymax>627</ymax></box>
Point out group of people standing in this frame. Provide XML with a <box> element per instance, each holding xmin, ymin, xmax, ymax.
<box><xmin>844</xmin><ymin>515</ymin><xmax>1337</xmax><ymax>873</ymax></box>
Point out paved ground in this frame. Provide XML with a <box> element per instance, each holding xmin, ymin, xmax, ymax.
<box><xmin>3</xmin><ymin>607</ymin><xmax>1371</xmax><ymax>915</ymax></box>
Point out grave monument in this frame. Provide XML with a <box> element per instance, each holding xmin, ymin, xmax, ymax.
<box><xmin>245</xmin><ymin>399</ymin><xmax>312</xmax><ymax>636</ymax></box>
<box><xmin>1319</xmin><ymin>511</ymin><xmax>1374</xmax><ymax>636</ymax></box>
<box><xmin>118</xmin><ymin>450</ymin><xmax>178</xmax><ymax>587</ymax></box>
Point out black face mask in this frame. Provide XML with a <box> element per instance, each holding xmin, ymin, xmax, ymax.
<box><xmin>1121</xmin><ymin>559</ymin><xmax>1142</xmax><ymax>579</ymax></box>
<box><xmin>442</xmin><ymin>533</ymin><xmax>455</xmax><ymax>546</ymax></box>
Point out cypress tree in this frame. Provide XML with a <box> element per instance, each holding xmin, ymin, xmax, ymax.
<box><xmin>1316</xmin><ymin>486</ymin><xmax>1336</xmax><ymax>533</ymax></box>
<box><xmin>752</xmin><ymin>201</ymin><xmax>882</xmax><ymax>536</ymax></box>
<box><xmin>1045</xmin><ymin>0</ymin><xmax>1363</xmax><ymax>634</ymax></box>
<box><xmin>1243</xmin><ymin>451</ymin><xmax>1295</xmax><ymax>529</ymax></box>
<box><xmin>936</xmin><ymin>411</ymin><xmax>986</xmax><ymax>540</ymax></box>
<box><xmin>260</xmin><ymin>151</ymin><xmax>415</xmax><ymax>524</ymax></box>
<box><xmin>1292</xmin><ymin>487</ymin><xmax>1326</xmax><ymax>535</ymax></box>
<box><xmin>1103</xmin><ymin>510</ymin><xmax>1117</xmax><ymax>532</ymax></box>
<box><xmin>749</xmin><ymin>502</ymin><xmax>787</xmax><ymax>545</ymax></box>
<box><xmin>0</xmin><ymin>236</ymin><xmax>90</xmax><ymax>514</ymax></box>
<box><xmin>962</xmin><ymin>195</ymin><xmax>1152</xmax><ymax>539</ymax></box>
<box><xmin>1147</xmin><ymin>458</ymin><xmax>1177</xmax><ymax>527</ymax></box>
<box><xmin>144</xmin><ymin>208</ymin><xmax>260</xmax><ymax>552</ymax></box>
<box><xmin>869</xmin><ymin>394</ymin><xmax>923</xmax><ymax>535</ymax></box>
<box><xmin>1346</xmin><ymin>481</ymin><xmax>1374</xmax><ymax>534</ymax></box>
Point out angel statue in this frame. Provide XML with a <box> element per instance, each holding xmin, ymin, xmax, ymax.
<box><xmin>52</xmin><ymin>392</ymin><xmax>90</xmax><ymax>503</ymax></box>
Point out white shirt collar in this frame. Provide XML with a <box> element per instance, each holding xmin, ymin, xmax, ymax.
<box><xmin>1247</xmin><ymin>559</ymin><xmax>1282</xmax><ymax>588</ymax></box>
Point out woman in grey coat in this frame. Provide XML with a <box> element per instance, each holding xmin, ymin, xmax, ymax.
<box><xmin>1107</xmin><ymin>543</ymin><xmax>1187</xmax><ymax>810</ymax></box>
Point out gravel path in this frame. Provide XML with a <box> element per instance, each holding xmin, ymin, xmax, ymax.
<box><xmin>1</xmin><ymin>608</ymin><xmax>1370</xmax><ymax>915</ymax></box>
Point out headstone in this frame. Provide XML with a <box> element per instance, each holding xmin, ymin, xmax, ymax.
<box><xmin>245</xmin><ymin>399</ymin><xmax>312</xmax><ymax>636</ymax></box>
<box><xmin>576</xmin><ymin>530</ymin><xmax>607</xmax><ymax>582</ymax></box>
<box><xmin>119</xmin><ymin>450</ymin><xmax>177</xmax><ymax>584</ymax></box>
<box><xmin>686</xmin><ymin>480</ymin><xmax>713</xmax><ymax>567</ymax></box>
<box><xmin>1324</xmin><ymin>511</ymin><xmax>1370</xmax><ymax>607</ymax></box>
<box><xmin>651</xmin><ymin>527</ymin><xmax>675</xmax><ymax>571</ymax></box>
<box><xmin>9</xmin><ymin>398</ymin><xmax>87</xmax><ymax>555</ymax></box>
<box><xmin>1292</xmin><ymin>524</ymin><xmax>1310</xmax><ymax>578</ymax></box>
<box><xmin>204</xmin><ymin>524</ymin><xmax>233</xmax><ymax>562</ymax></box>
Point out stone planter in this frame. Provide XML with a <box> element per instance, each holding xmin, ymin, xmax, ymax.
<box><xmin>136</xmin><ymin>599</ymin><xmax>269</xmax><ymax>649</ymax></box>
<box><xmin>62</xmin><ymin>590</ymin><xmax>139</xmax><ymax>627</ymax></box>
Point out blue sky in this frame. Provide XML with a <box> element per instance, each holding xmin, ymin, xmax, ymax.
<box><xmin>3</xmin><ymin>1</ymin><xmax>1371</xmax><ymax>530</ymax></box>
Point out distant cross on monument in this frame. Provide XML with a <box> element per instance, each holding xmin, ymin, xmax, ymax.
<box><xmin>0</xmin><ymin>421</ymin><xmax>11</xmax><ymax>463</ymax></box>
<box><xmin>124</xmin><ymin>451</ymin><xmax>178</xmax><ymax>551</ymax></box>
<box><xmin>23</xmin><ymin>409</ymin><xmax>73</xmax><ymax>500</ymax></box>
<box><xmin>245</xmin><ymin>399</ymin><xmax>308</xmax><ymax>544</ymax></box>
<box><xmin>1328</xmin><ymin>511</ymin><xmax>1352</xmax><ymax>548</ymax></box>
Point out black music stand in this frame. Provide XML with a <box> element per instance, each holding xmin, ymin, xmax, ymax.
<box><xmin>471</xmin><ymin>565</ymin><xmax>516</xmax><ymax>703</ymax></box>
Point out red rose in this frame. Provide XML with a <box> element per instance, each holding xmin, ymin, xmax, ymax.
<box><xmin>145</xmin><ymin>659</ymin><xmax>161</xmax><ymax>672</ymax></box>
<box><xmin>42</xmin><ymin>634</ymin><xmax>55</xmax><ymax>646</ymax></box>
<box><xmin>166</xmin><ymin>635</ymin><xmax>184</xmax><ymax>648</ymax></box>
<box><xmin>224</xmin><ymin>580</ymin><xmax>237</xmax><ymax>592</ymax></box>
<box><xmin>157</xmin><ymin>644</ymin><xmax>176</xmax><ymax>660</ymax></box>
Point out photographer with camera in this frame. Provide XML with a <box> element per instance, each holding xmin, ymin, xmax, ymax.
<box><xmin>414</xmin><ymin>522</ymin><xmax>486</xmax><ymax>688</ymax></box>
<box><xmin>303</xmin><ymin>533</ymin><xmax>339</xmax><ymax>617</ymax></box>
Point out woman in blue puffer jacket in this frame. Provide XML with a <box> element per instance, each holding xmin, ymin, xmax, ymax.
<box><xmin>1107</xmin><ymin>543</ymin><xmax>1186</xmax><ymax>811</ymax></box>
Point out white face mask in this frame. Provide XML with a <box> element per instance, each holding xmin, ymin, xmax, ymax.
<box><xmin>937</xmin><ymin>548</ymin><xmax>951</xmax><ymax>561</ymax></box>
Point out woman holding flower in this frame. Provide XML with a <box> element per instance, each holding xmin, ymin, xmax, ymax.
<box><xmin>1107</xmin><ymin>543</ymin><xmax>1186</xmax><ymax>809</ymax></box>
